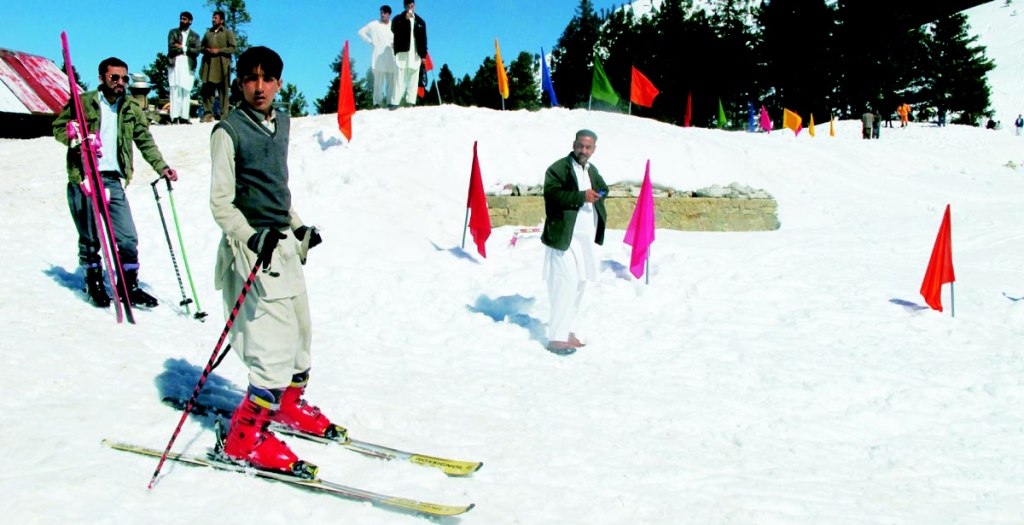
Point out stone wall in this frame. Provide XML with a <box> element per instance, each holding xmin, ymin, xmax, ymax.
<box><xmin>487</xmin><ymin>195</ymin><xmax>780</xmax><ymax>232</ymax></box>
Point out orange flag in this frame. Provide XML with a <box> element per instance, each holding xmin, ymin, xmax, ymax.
<box><xmin>782</xmin><ymin>108</ymin><xmax>802</xmax><ymax>136</ymax></box>
<box><xmin>337</xmin><ymin>40</ymin><xmax>355</xmax><ymax>141</ymax></box>
<box><xmin>629</xmin><ymin>66</ymin><xmax>659</xmax><ymax>108</ymax></box>
<box><xmin>495</xmin><ymin>39</ymin><xmax>509</xmax><ymax>99</ymax></box>
<box><xmin>920</xmin><ymin>205</ymin><xmax>956</xmax><ymax>311</ymax></box>
<box><xmin>830</xmin><ymin>115</ymin><xmax>835</xmax><ymax>137</ymax></box>
<box><xmin>467</xmin><ymin>141</ymin><xmax>492</xmax><ymax>258</ymax></box>
<box><xmin>809</xmin><ymin>113</ymin><xmax>816</xmax><ymax>137</ymax></box>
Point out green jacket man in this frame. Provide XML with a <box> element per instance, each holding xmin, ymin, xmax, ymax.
<box><xmin>540</xmin><ymin>129</ymin><xmax>609</xmax><ymax>354</ymax></box>
<box><xmin>53</xmin><ymin>90</ymin><xmax>169</xmax><ymax>185</ymax></box>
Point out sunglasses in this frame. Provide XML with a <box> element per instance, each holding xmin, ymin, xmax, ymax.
<box><xmin>107</xmin><ymin>74</ymin><xmax>129</xmax><ymax>84</ymax></box>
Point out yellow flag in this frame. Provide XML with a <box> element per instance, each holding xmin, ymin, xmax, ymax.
<box><xmin>782</xmin><ymin>108</ymin><xmax>803</xmax><ymax>136</ymax></box>
<box><xmin>809</xmin><ymin>113</ymin><xmax>816</xmax><ymax>137</ymax></box>
<box><xmin>495</xmin><ymin>38</ymin><xmax>509</xmax><ymax>99</ymax></box>
<box><xmin>830</xmin><ymin>115</ymin><xmax>835</xmax><ymax>137</ymax></box>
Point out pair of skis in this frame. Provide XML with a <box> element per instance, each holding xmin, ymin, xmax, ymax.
<box><xmin>61</xmin><ymin>32</ymin><xmax>133</xmax><ymax>324</ymax></box>
<box><xmin>107</xmin><ymin>397</ymin><xmax>481</xmax><ymax>517</ymax></box>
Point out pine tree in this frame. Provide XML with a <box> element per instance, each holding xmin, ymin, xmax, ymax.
<box><xmin>469</xmin><ymin>56</ymin><xmax>502</xmax><ymax>110</ymax></box>
<box><xmin>142</xmin><ymin>53</ymin><xmax>172</xmax><ymax>104</ymax></box>
<box><xmin>756</xmin><ymin>0</ymin><xmax>837</xmax><ymax>122</ymax></box>
<box><xmin>436</xmin><ymin>64</ymin><xmax>457</xmax><ymax>105</ymax></box>
<box><xmin>278</xmin><ymin>83</ymin><xmax>308</xmax><ymax>117</ymax></box>
<box><xmin>507</xmin><ymin>51</ymin><xmax>540</xmax><ymax>110</ymax></box>
<box><xmin>709</xmin><ymin>0</ymin><xmax>760</xmax><ymax>128</ymax></box>
<box><xmin>551</xmin><ymin>0</ymin><xmax>602</xmax><ymax>108</ymax></box>
<box><xmin>314</xmin><ymin>53</ymin><xmax>371</xmax><ymax>114</ymax></box>
<box><xmin>923</xmin><ymin>13</ymin><xmax>994</xmax><ymax>124</ymax></box>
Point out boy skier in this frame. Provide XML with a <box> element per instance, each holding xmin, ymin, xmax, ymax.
<box><xmin>209</xmin><ymin>46</ymin><xmax>342</xmax><ymax>476</ymax></box>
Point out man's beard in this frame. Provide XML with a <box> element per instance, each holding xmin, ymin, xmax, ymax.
<box><xmin>100</xmin><ymin>83</ymin><xmax>123</xmax><ymax>99</ymax></box>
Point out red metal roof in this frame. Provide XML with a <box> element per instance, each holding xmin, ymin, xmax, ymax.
<box><xmin>0</xmin><ymin>48</ymin><xmax>72</xmax><ymax>115</ymax></box>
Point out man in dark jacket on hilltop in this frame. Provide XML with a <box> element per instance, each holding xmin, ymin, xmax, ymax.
<box><xmin>390</xmin><ymin>0</ymin><xmax>426</xmax><ymax>109</ymax></box>
<box><xmin>541</xmin><ymin>129</ymin><xmax>609</xmax><ymax>355</ymax></box>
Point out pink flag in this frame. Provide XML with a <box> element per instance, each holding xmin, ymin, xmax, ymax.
<box><xmin>759</xmin><ymin>105</ymin><xmax>772</xmax><ymax>133</ymax></box>
<box><xmin>623</xmin><ymin>160</ymin><xmax>656</xmax><ymax>279</ymax></box>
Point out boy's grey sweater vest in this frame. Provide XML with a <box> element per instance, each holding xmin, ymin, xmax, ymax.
<box><xmin>215</xmin><ymin>107</ymin><xmax>292</xmax><ymax>229</ymax></box>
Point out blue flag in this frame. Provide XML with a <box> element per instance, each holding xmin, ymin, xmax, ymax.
<box><xmin>748</xmin><ymin>101</ymin><xmax>755</xmax><ymax>132</ymax></box>
<box><xmin>541</xmin><ymin>47</ymin><xmax>558</xmax><ymax>107</ymax></box>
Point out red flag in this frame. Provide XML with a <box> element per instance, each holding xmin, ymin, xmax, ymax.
<box><xmin>920</xmin><ymin>205</ymin><xmax>956</xmax><ymax>311</ymax></box>
<box><xmin>424</xmin><ymin>53</ymin><xmax>434</xmax><ymax>72</ymax></box>
<box><xmin>684</xmin><ymin>90</ymin><xmax>692</xmax><ymax>127</ymax></box>
<box><xmin>629</xmin><ymin>66</ymin><xmax>659</xmax><ymax>108</ymax></box>
<box><xmin>467</xmin><ymin>141</ymin><xmax>492</xmax><ymax>258</ymax></box>
<box><xmin>623</xmin><ymin>160</ymin><xmax>656</xmax><ymax>279</ymax></box>
<box><xmin>337</xmin><ymin>41</ymin><xmax>355</xmax><ymax>141</ymax></box>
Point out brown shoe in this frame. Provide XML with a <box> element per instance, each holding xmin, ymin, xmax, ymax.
<box><xmin>568</xmin><ymin>333</ymin><xmax>586</xmax><ymax>347</ymax></box>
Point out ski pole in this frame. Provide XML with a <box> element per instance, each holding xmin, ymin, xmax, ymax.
<box><xmin>163</xmin><ymin>176</ymin><xmax>207</xmax><ymax>320</ymax></box>
<box><xmin>148</xmin><ymin>254</ymin><xmax>265</xmax><ymax>490</ymax></box>
<box><xmin>151</xmin><ymin>178</ymin><xmax>192</xmax><ymax>315</ymax></box>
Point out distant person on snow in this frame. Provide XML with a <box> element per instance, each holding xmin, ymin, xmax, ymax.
<box><xmin>209</xmin><ymin>46</ymin><xmax>340</xmax><ymax>476</ymax></box>
<box><xmin>1015</xmin><ymin>114</ymin><xmax>1023</xmax><ymax>136</ymax></box>
<box><xmin>541</xmin><ymin>129</ymin><xmax>609</xmax><ymax>355</ymax></box>
<box><xmin>200</xmin><ymin>10</ymin><xmax>236</xmax><ymax>122</ymax></box>
<box><xmin>390</xmin><ymin>0</ymin><xmax>427</xmax><ymax>109</ymax></box>
<box><xmin>861</xmin><ymin>110</ymin><xmax>875</xmax><ymax>140</ymax></box>
<box><xmin>167</xmin><ymin>11</ymin><xmax>200</xmax><ymax>124</ymax></box>
<box><xmin>358</xmin><ymin>5</ymin><xmax>397</xmax><ymax>108</ymax></box>
<box><xmin>53</xmin><ymin>57</ymin><xmax>177</xmax><ymax>309</ymax></box>
<box><xmin>897</xmin><ymin>103</ymin><xmax>910</xmax><ymax>128</ymax></box>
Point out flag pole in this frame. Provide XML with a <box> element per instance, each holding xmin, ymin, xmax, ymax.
<box><xmin>645</xmin><ymin>246</ymin><xmax>649</xmax><ymax>285</ymax></box>
<box><xmin>589</xmin><ymin>96</ymin><xmax>592</xmax><ymax>111</ymax></box>
<box><xmin>629</xmin><ymin>101</ymin><xmax>632</xmax><ymax>115</ymax></box>
<box><xmin>461</xmin><ymin>208</ymin><xmax>469</xmax><ymax>249</ymax></box>
<box><xmin>501</xmin><ymin>97</ymin><xmax>505</xmax><ymax>111</ymax></box>
<box><xmin>951</xmin><ymin>283</ymin><xmax>955</xmax><ymax>317</ymax></box>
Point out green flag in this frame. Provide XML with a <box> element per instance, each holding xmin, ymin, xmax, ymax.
<box><xmin>717</xmin><ymin>97</ymin><xmax>727</xmax><ymax>129</ymax></box>
<box><xmin>591</xmin><ymin>55</ymin><xmax>620</xmax><ymax>106</ymax></box>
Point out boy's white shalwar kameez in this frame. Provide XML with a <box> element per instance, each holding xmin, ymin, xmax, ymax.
<box><xmin>543</xmin><ymin>158</ymin><xmax>598</xmax><ymax>343</ymax></box>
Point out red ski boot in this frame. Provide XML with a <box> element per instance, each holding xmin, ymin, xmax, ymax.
<box><xmin>222</xmin><ymin>389</ymin><xmax>318</xmax><ymax>478</ymax></box>
<box><xmin>271</xmin><ymin>372</ymin><xmax>347</xmax><ymax>440</ymax></box>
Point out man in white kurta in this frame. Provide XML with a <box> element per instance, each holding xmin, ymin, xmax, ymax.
<box><xmin>167</xmin><ymin>12</ymin><xmax>199</xmax><ymax>124</ymax></box>
<box><xmin>540</xmin><ymin>130</ymin><xmax>609</xmax><ymax>354</ymax></box>
<box><xmin>358</xmin><ymin>6</ymin><xmax>397</xmax><ymax>107</ymax></box>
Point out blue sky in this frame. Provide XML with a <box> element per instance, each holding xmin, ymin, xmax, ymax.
<box><xmin>1</xmin><ymin>0</ymin><xmax>628</xmax><ymax>112</ymax></box>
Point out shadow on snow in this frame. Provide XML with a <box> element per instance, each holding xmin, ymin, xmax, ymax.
<box><xmin>467</xmin><ymin>294</ymin><xmax>546</xmax><ymax>344</ymax></box>
<box><xmin>154</xmin><ymin>357</ymin><xmax>245</xmax><ymax>430</ymax></box>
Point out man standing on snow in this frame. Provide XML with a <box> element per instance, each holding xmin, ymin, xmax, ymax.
<box><xmin>209</xmin><ymin>46</ymin><xmax>342</xmax><ymax>476</ymax></box>
<box><xmin>358</xmin><ymin>5</ymin><xmax>397</xmax><ymax>108</ymax></box>
<box><xmin>1015</xmin><ymin>114</ymin><xmax>1023</xmax><ymax>136</ymax></box>
<box><xmin>541</xmin><ymin>129</ymin><xmax>609</xmax><ymax>355</ymax></box>
<box><xmin>53</xmin><ymin>57</ymin><xmax>177</xmax><ymax>309</ymax></box>
<box><xmin>167</xmin><ymin>11</ymin><xmax>200</xmax><ymax>124</ymax></box>
<box><xmin>861</xmin><ymin>109</ymin><xmax>875</xmax><ymax>140</ymax></box>
<box><xmin>390</xmin><ymin>0</ymin><xmax>426</xmax><ymax>109</ymax></box>
<box><xmin>200</xmin><ymin>10</ymin><xmax>236</xmax><ymax>122</ymax></box>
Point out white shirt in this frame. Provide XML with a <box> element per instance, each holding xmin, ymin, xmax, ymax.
<box><xmin>357</xmin><ymin>20</ymin><xmax>396</xmax><ymax>73</ymax></box>
<box><xmin>97</xmin><ymin>93</ymin><xmax>120</xmax><ymax>174</ymax></box>
<box><xmin>542</xmin><ymin>157</ymin><xmax>599</xmax><ymax>283</ymax></box>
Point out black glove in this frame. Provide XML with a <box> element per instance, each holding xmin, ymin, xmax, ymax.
<box><xmin>247</xmin><ymin>228</ymin><xmax>287</xmax><ymax>262</ymax></box>
<box><xmin>295</xmin><ymin>226</ymin><xmax>322</xmax><ymax>249</ymax></box>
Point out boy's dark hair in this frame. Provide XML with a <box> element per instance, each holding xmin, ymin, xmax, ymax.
<box><xmin>98</xmin><ymin>57</ymin><xmax>128</xmax><ymax>76</ymax></box>
<box><xmin>381</xmin><ymin>5</ymin><xmax>392</xmax><ymax>14</ymax></box>
<box><xmin>236</xmin><ymin>46</ymin><xmax>283</xmax><ymax>80</ymax></box>
<box><xmin>575</xmin><ymin>129</ymin><xmax>598</xmax><ymax>142</ymax></box>
<box><xmin>181</xmin><ymin>11</ymin><xmax>193</xmax><ymax>21</ymax></box>
<box><xmin>214</xmin><ymin>10</ymin><xmax>225</xmax><ymax>19</ymax></box>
